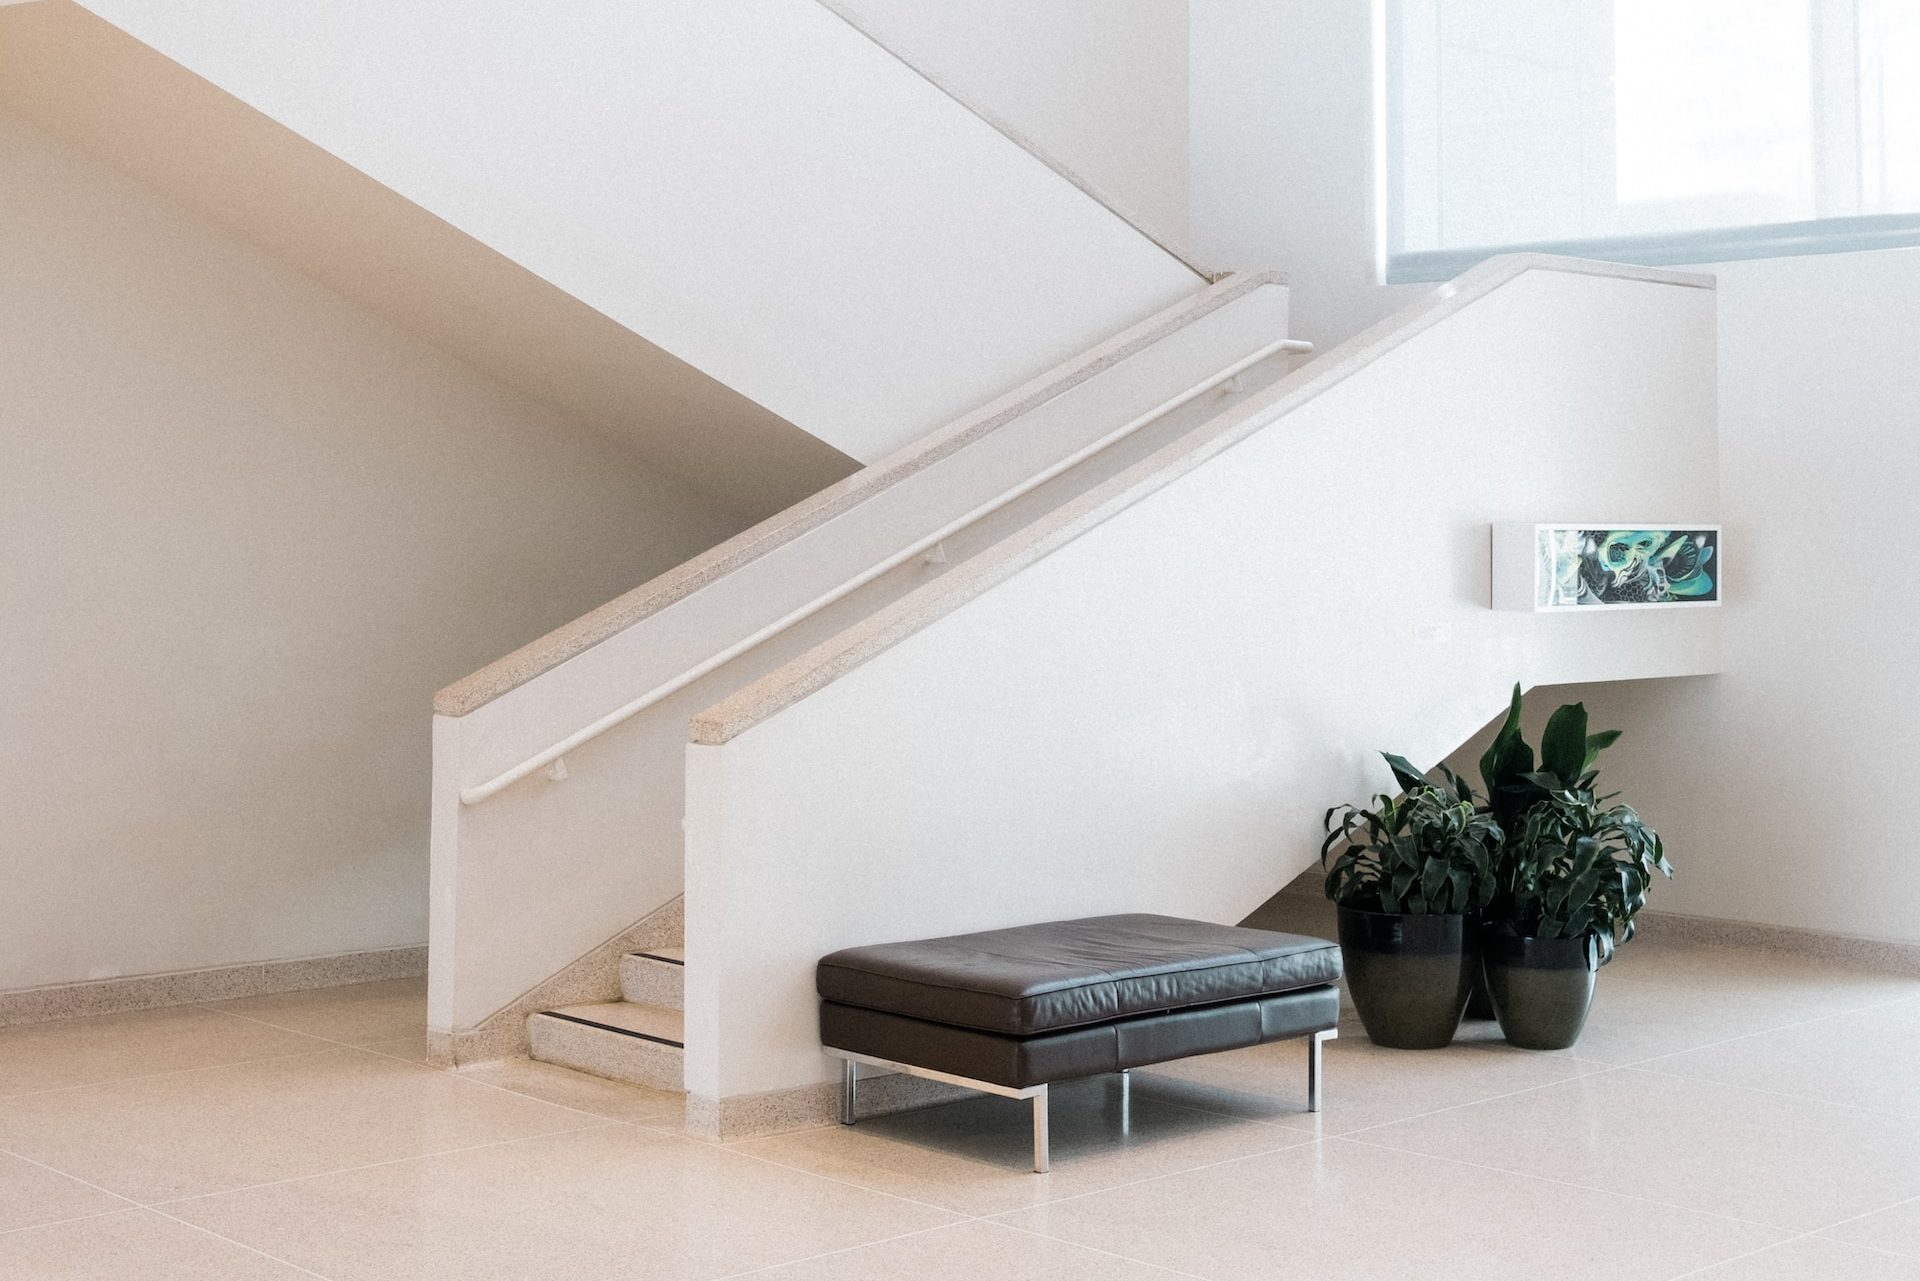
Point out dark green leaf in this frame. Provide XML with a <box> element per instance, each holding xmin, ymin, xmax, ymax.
<box><xmin>1583</xmin><ymin>729</ymin><xmax>1622</xmax><ymax>770</ymax></box>
<box><xmin>1382</xmin><ymin>752</ymin><xmax>1433</xmax><ymax>793</ymax></box>
<box><xmin>1539</xmin><ymin>702</ymin><xmax>1589</xmax><ymax>787</ymax></box>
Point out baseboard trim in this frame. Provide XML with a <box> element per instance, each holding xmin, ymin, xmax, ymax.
<box><xmin>0</xmin><ymin>945</ymin><xmax>427</xmax><ymax>1028</ymax></box>
<box><xmin>1636</xmin><ymin>910</ymin><xmax>1920</xmax><ymax>974</ymax></box>
<box><xmin>1262</xmin><ymin>881</ymin><xmax>1920</xmax><ymax>976</ymax></box>
<box><xmin>685</xmin><ymin>1071</ymin><xmax>971</xmax><ymax>1141</ymax></box>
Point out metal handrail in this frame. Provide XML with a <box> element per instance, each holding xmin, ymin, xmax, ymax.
<box><xmin>459</xmin><ymin>334</ymin><xmax>1313</xmax><ymax>804</ymax></box>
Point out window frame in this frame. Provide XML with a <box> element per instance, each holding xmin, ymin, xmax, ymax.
<box><xmin>1378</xmin><ymin>0</ymin><xmax>1920</xmax><ymax>284</ymax></box>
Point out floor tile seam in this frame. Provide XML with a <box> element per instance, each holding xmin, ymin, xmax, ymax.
<box><xmin>987</xmin><ymin>1216</ymin><xmax>1222</xmax><ymax>1280</ymax></box>
<box><xmin>718</xmin><ymin>1097</ymin><xmax>1316</xmax><ymax>1221</ymax></box>
<box><xmin>1655</xmin><ymin>1232</ymin><xmax>1817</xmax><ymax>1280</ymax></box>
<box><xmin>706</xmin><ymin>1220</ymin><xmax>982</xmax><ymax>1281</ymax></box>
<box><xmin>1563</xmin><ymin>1004</ymin><xmax>1876</xmax><ymax>1071</ymax></box>
<box><xmin>0</xmin><ymin>1043</ymin><xmax>352</xmax><ymax>1102</ymax></box>
<box><xmin>0</xmin><ymin>1137</ymin><xmax>148</xmax><ymax>1218</ymax></box>
<box><xmin>975</xmin><ymin>1135</ymin><xmax>1335</xmax><ymax>1219</ymax></box>
<box><xmin>1653</xmin><ymin>1226</ymin><xmax>1920</xmax><ymax>1280</ymax></box>
<box><xmin>416</xmin><ymin>1058</ymin><xmax>685</xmax><ymax>1125</ymax></box>
<box><xmin>139</xmin><ymin>1203</ymin><xmax>341</xmax><ymax>1280</ymax></box>
<box><xmin>1327</xmin><ymin>1061</ymin><xmax>1624</xmax><ymax>1138</ymax></box>
<box><xmin>1602</xmin><ymin>995</ymin><xmax>1920</xmax><ymax>1063</ymax></box>
<box><xmin>200</xmin><ymin>1007</ymin><xmax>668</xmax><ymax>1129</ymax></box>
<box><xmin>1804</xmin><ymin>1188</ymin><xmax>1920</xmax><ymax>1254</ymax></box>
<box><xmin>141</xmin><ymin>1117</ymin><xmax>626</xmax><ymax>1210</ymax></box>
<box><xmin>621</xmin><ymin>1109</ymin><xmax>695</xmax><ymax>1133</ymax></box>
<box><xmin>1811</xmin><ymin>1234</ymin><xmax>1920</xmax><ymax>1263</ymax></box>
<box><xmin>195</xmin><ymin>1003</ymin><xmax>399</xmax><ymax>1051</ymax></box>
<box><xmin>1325</xmin><ymin>1133</ymin><xmax>1796</xmax><ymax>1234</ymax></box>
<box><xmin>1612</xmin><ymin>1062</ymin><xmax>1920</xmax><ymax>1127</ymax></box>
<box><xmin>706</xmin><ymin>1132</ymin><xmax>1001</xmax><ymax>1221</ymax></box>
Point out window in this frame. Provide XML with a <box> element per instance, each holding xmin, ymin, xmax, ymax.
<box><xmin>1380</xmin><ymin>0</ymin><xmax>1920</xmax><ymax>282</ymax></box>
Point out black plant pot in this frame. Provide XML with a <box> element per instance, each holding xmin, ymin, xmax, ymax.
<box><xmin>1336</xmin><ymin>906</ymin><xmax>1474</xmax><ymax>1050</ymax></box>
<box><xmin>1463</xmin><ymin>911</ymin><xmax>1497</xmax><ymax>1019</ymax></box>
<box><xmin>1483</xmin><ymin>928</ymin><xmax>1608</xmax><ymax>1050</ymax></box>
<box><xmin>1464</xmin><ymin>971</ymin><xmax>1498</xmax><ymax>1020</ymax></box>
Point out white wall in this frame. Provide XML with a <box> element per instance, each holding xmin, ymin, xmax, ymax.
<box><xmin>1187</xmin><ymin>5</ymin><xmax>1920</xmax><ymax>945</ymax></box>
<box><xmin>1190</xmin><ymin>0</ymin><xmax>1422</xmax><ymax>350</ymax></box>
<box><xmin>827</xmin><ymin>0</ymin><xmax>1192</xmax><ymax>247</ymax></box>
<box><xmin>0</xmin><ymin>110</ymin><xmax>736</xmax><ymax>992</ymax></box>
<box><xmin>75</xmin><ymin>0</ymin><xmax>1201</xmax><ymax>464</ymax></box>
<box><xmin>1560</xmin><ymin>249</ymin><xmax>1920</xmax><ymax>946</ymax></box>
<box><xmin>683</xmin><ymin>264</ymin><xmax>1720</xmax><ymax>1103</ymax></box>
<box><xmin>0</xmin><ymin>1</ymin><xmax>855</xmax><ymax>527</ymax></box>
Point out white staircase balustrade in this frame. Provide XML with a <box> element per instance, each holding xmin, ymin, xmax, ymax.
<box><xmin>428</xmin><ymin>277</ymin><xmax>1298</xmax><ymax>1053</ymax></box>
<box><xmin>679</xmin><ymin>256</ymin><xmax>1722</xmax><ymax>1128</ymax></box>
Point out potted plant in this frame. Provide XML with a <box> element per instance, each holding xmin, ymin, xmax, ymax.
<box><xmin>1321</xmin><ymin>756</ymin><xmax>1502</xmax><ymax>1049</ymax></box>
<box><xmin>1480</xmin><ymin>692</ymin><xmax>1671</xmax><ymax>1049</ymax></box>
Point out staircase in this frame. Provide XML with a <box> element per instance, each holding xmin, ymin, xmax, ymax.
<box><xmin>49</xmin><ymin>2</ymin><xmax>1724</xmax><ymax>1133</ymax></box>
<box><xmin>464</xmin><ymin>255</ymin><xmax>1723</xmax><ymax>1134</ymax></box>
<box><xmin>528</xmin><ymin>943</ymin><xmax>685</xmax><ymax>1092</ymax></box>
<box><xmin>677</xmin><ymin>255</ymin><xmax>1723</xmax><ymax>1130</ymax></box>
<box><xmin>428</xmin><ymin>272</ymin><xmax>1302</xmax><ymax>1079</ymax></box>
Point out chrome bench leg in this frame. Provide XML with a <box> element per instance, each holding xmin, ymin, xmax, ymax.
<box><xmin>1307</xmin><ymin>1028</ymin><xmax>1336</xmax><ymax>1113</ymax></box>
<box><xmin>825</xmin><ymin>1048</ymin><xmax>1051</xmax><ymax>1172</ymax></box>
<box><xmin>1032</xmin><ymin>1084</ymin><xmax>1050</xmax><ymax>1173</ymax></box>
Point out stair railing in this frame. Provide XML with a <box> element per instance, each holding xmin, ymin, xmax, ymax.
<box><xmin>458</xmin><ymin>333</ymin><xmax>1312</xmax><ymax>805</ymax></box>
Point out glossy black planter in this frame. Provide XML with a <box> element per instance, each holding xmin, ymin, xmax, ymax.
<box><xmin>1482</xmin><ymin>929</ymin><xmax>1606</xmax><ymax>1050</ymax></box>
<box><xmin>1463</xmin><ymin>912</ymin><xmax>1498</xmax><ymax>1019</ymax></box>
<box><xmin>1336</xmin><ymin>907</ymin><xmax>1474</xmax><ymax>1050</ymax></box>
<box><xmin>1464</xmin><ymin>971</ymin><xmax>1498</xmax><ymax>1020</ymax></box>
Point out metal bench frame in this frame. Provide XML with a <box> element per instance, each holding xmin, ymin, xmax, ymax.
<box><xmin>828</xmin><ymin>1027</ymin><xmax>1335</xmax><ymax>1173</ymax></box>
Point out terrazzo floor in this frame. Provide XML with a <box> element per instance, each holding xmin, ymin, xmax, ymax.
<box><xmin>4</xmin><ymin>900</ymin><xmax>1920</xmax><ymax>1280</ymax></box>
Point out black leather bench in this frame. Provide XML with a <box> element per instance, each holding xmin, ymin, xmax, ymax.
<box><xmin>816</xmin><ymin>913</ymin><xmax>1342</xmax><ymax>1170</ymax></box>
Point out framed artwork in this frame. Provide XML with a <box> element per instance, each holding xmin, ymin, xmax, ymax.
<box><xmin>1493</xmin><ymin>524</ymin><xmax>1721</xmax><ymax>611</ymax></box>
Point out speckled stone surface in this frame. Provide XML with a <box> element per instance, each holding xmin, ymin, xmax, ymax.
<box><xmin>0</xmin><ymin>946</ymin><xmax>426</xmax><ymax>1029</ymax></box>
<box><xmin>433</xmin><ymin>272</ymin><xmax>1286</xmax><ymax>717</ymax></box>
<box><xmin>620</xmin><ymin>952</ymin><xmax>685</xmax><ymax>1009</ymax></box>
<box><xmin>690</xmin><ymin>254</ymin><xmax>1714</xmax><ymax>748</ymax></box>
<box><xmin>437</xmin><ymin>896</ymin><xmax>683</xmax><ymax>1066</ymax></box>
<box><xmin>1637</xmin><ymin>910</ymin><xmax>1920</xmax><ymax>975</ymax></box>
<box><xmin>527</xmin><ymin>1009</ymin><xmax>683</xmax><ymax>1091</ymax></box>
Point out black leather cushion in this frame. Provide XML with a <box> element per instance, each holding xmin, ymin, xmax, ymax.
<box><xmin>817</xmin><ymin>913</ymin><xmax>1342</xmax><ymax>1035</ymax></box>
<box><xmin>820</xmin><ymin>986</ymin><xmax>1339</xmax><ymax>1088</ymax></box>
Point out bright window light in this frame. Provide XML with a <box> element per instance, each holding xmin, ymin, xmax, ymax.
<box><xmin>1382</xmin><ymin>0</ymin><xmax>1920</xmax><ymax>282</ymax></box>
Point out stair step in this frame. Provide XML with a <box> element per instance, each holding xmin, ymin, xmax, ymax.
<box><xmin>528</xmin><ymin>1002</ymin><xmax>683</xmax><ymax>1092</ymax></box>
<box><xmin>620</xmin><ymin>950</ymin><xmax>685</xmax><ymax>1009</ymax></box>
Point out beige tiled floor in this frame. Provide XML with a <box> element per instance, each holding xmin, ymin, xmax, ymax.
<box><xmin>2</xmin><ymin>938</ymin><xmax>1919</xmax><ymax>1281</ymax></box>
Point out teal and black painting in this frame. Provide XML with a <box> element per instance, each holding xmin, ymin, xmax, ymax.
<box><xmin>1541</xmin><ymin>529</ymin><xmax>1717</xmax><ymax>606</ymax></box>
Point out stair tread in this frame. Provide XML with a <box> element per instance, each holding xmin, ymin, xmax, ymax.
<box><xmin>630</xmin><ymin>946</ymin><xmax>684</xmax><ymax>965</ymax></box>
<box><xmin>541</xmin><ymin>1002</ymin><xmax>684</xmax><ymax>1046</ymax></box>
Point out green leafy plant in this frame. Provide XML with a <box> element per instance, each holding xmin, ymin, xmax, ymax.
<box><xmin>1321</xmin><ymin>757</ymin><xmax>1503</xmax><ymax>914</ymax></box>
<box><xmin>1477</xmin><ymin>684</ymin><xmax>1621</xmax><ymax>831</ymax></box>
<box><xmin>1494</xmin><ymin>697</ymin><xmax>1671</xmax><ymax>958</ymax></box>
